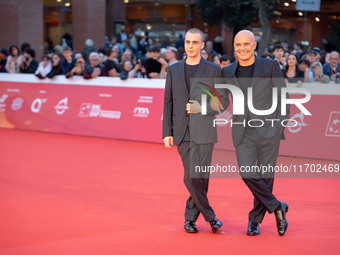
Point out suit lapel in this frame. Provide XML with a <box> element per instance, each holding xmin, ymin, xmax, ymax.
<box><xmin>177</xmin><ymin>59</ymin><xmax>188</xmax><ymax>97</ymax></box>
<box><xmin>229</xmin><ymin>62</ymin><xmax>240</xmax><ymax>87</ymax></box>
<box><xmin>189</xmin><ymin>58</ymin><xmax>207</xmax><ymax>97</ymax></box>
<box><xmin>250</xmin><ymin>57</ymin><xmax>263</xmax><ymax>88</ymax></box>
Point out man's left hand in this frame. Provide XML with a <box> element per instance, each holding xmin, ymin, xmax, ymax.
<box><xmin>186</xmin><ymin>100</ymin><xmax>201</xmax><ymax>114</ymax></box>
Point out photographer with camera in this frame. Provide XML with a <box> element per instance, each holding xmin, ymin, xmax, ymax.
<box><xmin>83</xmin><ymin>52</ymin><xmax>104</xmax><ymax>80</ymax></box>
<box><xmin>20</xmin><ymin>48</ymin><xmax>38</xmax><ymax>74</ymax></box>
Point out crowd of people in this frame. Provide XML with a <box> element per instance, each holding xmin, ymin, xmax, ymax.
<box><xmin>1</xmin><ymin>28</ymin><xmax>339</xmax><ymax>85</ymax></box>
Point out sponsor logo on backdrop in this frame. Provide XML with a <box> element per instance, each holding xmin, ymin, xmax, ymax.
<box><xmin>0</xmin><ymin>94</ymin><xmax>8</xmax><ymax>112</ymax></box>
<box><xmin>288</xmin><ymin>112</ymin><xmax>308</xmax><ymax>133</ymax></box>
<box><xmin>31</xmin><ymin>98</ymin><xmax>47</xmax><ymax>113</ymax></box>
<box><xmin>137</xmin><ymin>96</ymin><xmax>153</xmax><ymax>104</ymax></box>
<box><xmin>0</xmin><ymin>94</ymin><xmax>8</xmax><ymax>103</ymax></box>
<box><xmin>7</xmin><ymin>88</ymin><xmax>20</xmax><ymax>93</ymax></box>
<box><xmin>99</xmin><ymin>93</ymin><xmax>112</xmax><ymax>98</ymax></box>
<box><xmin>55</xmin><ymin>97</ymin><xmax>69</xmax><ymax>115</ymax></box>
<box><xmin>134</xmin><ymin>107</ymin><xmax>149</xmax><ymax>118</ymax></box>
<box><xmin>11</xmin><ymin>97</ymin><xmax>24</xmax><ymax>111</ymax></box>
<box><xmin>78</xmin><ymin>103</ymin><xmax>121</xmax><ymax>119</ymax></box>
<box><xmin>79</xmin><ymin>103</ymin><xmax>91</xmax><ymax>117</ymax></box>
<box><xmin>325</xmin><ymin>111</ymin><xmax>340</xmax><ymax>137</ymax></box>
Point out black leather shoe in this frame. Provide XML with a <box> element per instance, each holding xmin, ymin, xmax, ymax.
<box><xmin>274</xmin><ymin>201</ymin><xmax>288</xmax><ymax>236</ymax></box>
<box><xmin>184</xmin><ymin>220</ymin><xmax>198</xmax><ymax>233</ymax></box>
<box><xmin>210</xmin><ymin>218</ymin><xmax>223</xmax><ymax>233</ymax></box>
<box><xmin>247</xmin><ymin>221</ymin><xmax>259</xmax><ymax>236</ymax></box>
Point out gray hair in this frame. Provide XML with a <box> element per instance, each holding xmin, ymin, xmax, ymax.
<box><xmin>167</xmin><ymin>46</ymin><xmax>178</xmax><ymax>54</ymax></box>
<box><xmin>89</xmin><ymin>52</ymin><xmax>99</xmax><ymax>59</ymax></box>
<box><xmin>330</xmin><ymin>51</ymin><xmax>339</xmax><ymax>58</ymax></box>
<box><xmin>311</xmin><ymin>62</ymin><xmax>322</xmax><ymax>70</ymax></box>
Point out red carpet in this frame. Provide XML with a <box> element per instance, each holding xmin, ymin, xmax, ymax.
<box><xmin>1</xmin><ymin>129</ymin><xmax>340</xmax><ymax>254</ymax></box>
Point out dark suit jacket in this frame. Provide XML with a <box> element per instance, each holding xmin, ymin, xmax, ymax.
<box><xmin>222</xmin><ymin>57</ymin><xmax>290</xmax><ymax>147</ymax></box>
<box><xmin>162</xmin><ymin>57</ymin><xmax>229</xmax><ymax>145</ymax></box>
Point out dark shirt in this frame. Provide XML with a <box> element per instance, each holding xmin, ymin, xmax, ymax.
<box><xmin>47</xmin><ymin>64</ymin><xmax>63</xmax><ymax>78</ymax></box>
<box><xmin>283</xmin><ymin>68</ymin><xmax>304</xmax><ymax>83</ymax></box>
<box><xmin>0</xmin><ymin>58</ymin><xmax>7</xmax><ymax>72</ymax></box>
<box><xmin>82</xmin><ymin>46</ymin><xmax>96</xmax><ymax>64</ymax></box>
<box><xmin>183</xmin><ymin>62</ymin><xmax>200</xmax><ymax>142</ymax></box>
<box><xmin>185</xmin><ymin>63</ymin><xmax>199</xmax><ymax>93</ymax></box>
<box><xmin>60</xmin><ymin>58</ymin><xmax>77</xmax><ymax>75</ymax></box>
<box><xmin>102</xmin><ymin>59</ymin><xmax>121</xmax><ymax>76</ymax></box>
<box><xmin>20</xmin><ymin>59</ymin><xmax>39</xmax><ymax>74</ymax></box>
<box><xmin>235</xmin><ymin>63</ymin><xmax>255</xmax><ymax>123</ymax></box>
<box><xmin>235</xmin><ymin>63</ymin><xmax>255</xmax><ymax>93</ymax></box>
<box><xmin>83</xmin><ymin>64</ymin><xmax>105</xmax><ymax>79</ymax></box>
<box><xmin>145</xmin><ymin>58</ymin><xmax>162</xmax><ymax>78</ymax></box>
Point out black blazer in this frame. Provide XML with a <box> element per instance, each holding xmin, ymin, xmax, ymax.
<box><xmin>162</xmin><ymin>58</ymin><xmax>229</xmax><ymax>145</ymax></box>
<box><xmin>222</xmin><ymin>57</ymin><xmax>290</xmax><ymax>147</ymax></box>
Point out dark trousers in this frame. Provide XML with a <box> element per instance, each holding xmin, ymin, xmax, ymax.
<box><xmin>177</xmin><ymin>141</ymin><xmax>216</xmax><ymax>222</ymax></box>
<box><xmin>235</xmin><ymin>127</ymin><xmax>281</xmax><ymax>223</ymax></box>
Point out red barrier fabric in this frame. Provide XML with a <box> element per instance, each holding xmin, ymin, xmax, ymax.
<box><xmin>0</xmin><ymin>74</ymin><xmax>339</xmax><ymax>160</ymax></box>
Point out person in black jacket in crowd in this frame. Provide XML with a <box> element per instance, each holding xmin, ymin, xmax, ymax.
<box><xmin>83</xmin><ymin>52</ymin><xmax>104</xmax><ymax>79</ymax></box>
<box><xmin>0</xmin><ymin>48</ymin><xmax>8</xmax><ymax>72</ymax></box>
<box><xmin>20</xmin><ymin>48</ymin><xmax>38</xmax><ymax>74</ymax></box>
<box><xmin>60</xmin><ymin>46</ymin><xmax>76</xmax><ymax>75</ymax></box>
<box><xmin>47</xmin><ymin>52</ymin><xmax>63</xmax><ymax>79</ymax></box>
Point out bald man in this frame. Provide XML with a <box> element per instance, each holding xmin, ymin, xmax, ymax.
<box><xmin>218</xmin><ymin>30</ymin><xmax>290</xmax><ymax>236</ymax></box>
